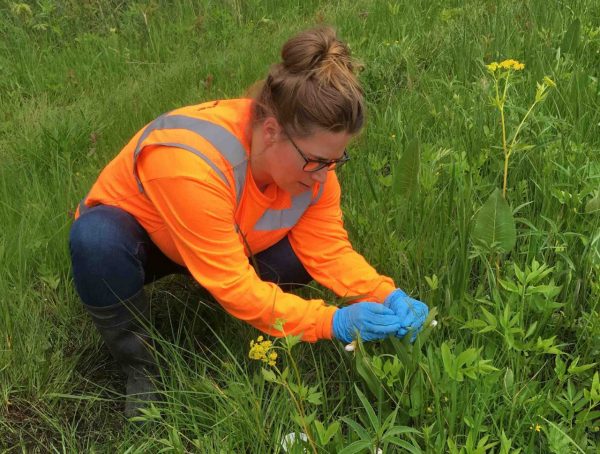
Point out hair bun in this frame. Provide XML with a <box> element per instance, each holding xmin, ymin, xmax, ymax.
<box><xmin>281</xmin><ymin>26</ymin><xmax>351</xmax><ymax>75</ymax></box>
<box><xmin>252</xmin><ymin>26</ymin><xmax>365</xmax><ymax>136</ymax></box>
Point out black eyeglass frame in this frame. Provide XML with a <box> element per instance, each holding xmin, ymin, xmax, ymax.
<box><xmin>284</xmin><ymin>130</ymin><xmax>350</xmax><ymax>172</ymax></box>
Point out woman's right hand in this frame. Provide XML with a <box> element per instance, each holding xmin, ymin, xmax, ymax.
<box><xmin>332</xmin><ymin>303</ymin><xmax>403</xmax><ymax>343</ymax></box>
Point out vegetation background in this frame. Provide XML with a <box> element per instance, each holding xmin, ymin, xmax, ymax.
<box><xmin>0</xmin><ymin>0</ymin><xmax>598</xmax><ymax>452</ymax></box>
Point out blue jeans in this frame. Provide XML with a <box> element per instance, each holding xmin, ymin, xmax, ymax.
<box><xmin>69</xmin><ymin>205</ymin><xmax>312</xmax><ymax>307</ymax></box>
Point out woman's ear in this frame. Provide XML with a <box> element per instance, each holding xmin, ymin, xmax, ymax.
<box><xmin>261</xmin><ymin>117</ymin><xmax>282</xmax><ymax>146</ymax></box>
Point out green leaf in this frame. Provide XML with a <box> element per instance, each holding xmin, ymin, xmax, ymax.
<box><xmin>261</xmin><ymin>368</ymin><xmax>277</xmax><ymax>383</ymax></box>
<box><xmin>384</xmin><ymin>425</ymin><xmax>420</xmax><ymax>438</ymax></box>
<box><xmin>499</xmin><ymin>278</ymin><xmax>519</xmax><ymax>293</ymax></box>
<box><xmin>524</xmin><ymin>322</ymin><xmax>538</xmax><ymax>340</ymax></box>
<box><xmin>456</xmin><ymin>348</ymin><xmax>478</xmax><ymax>368</ymax></box>
<box><xmin>503</xmin><ymin>368</ymin><xmax>514</xmax><ymax>392</ymax></box>
<box><xmin>354</xmin><ymin>351</ymin><xmax>381</xmax><ymax>398</ymax></box>
<box><xmin>272</xmin><ymin>318</ymin><xmax>285</xmax><ymax>332</ymax></box>
<box><xmin>318</xmin><ymin>420</ymin><xmax>340</xmax><ymax>445</ymax></box>
<box><xmin>410</xmin><ymin>383</ymin><xmax>422</xmax><ymax>409</ymax></box>
<box><xmin>340</xmin><ymin>417</ymin><xmax>371</xmax><ymax>442</ymax></box>
<box><xmin>554</xmin><ymin>357</ymin><xmax>567</xmax><ymax>381</ymax></box>
<box><xmin>480</xmin><ymin>306</ymin><xmax>498</xmax><ymax>330</ymax></box>
<box><xmin>472</xmin><ymin>188</ymin><xmax>517</xmax><ymax>253</ymax></box>
<box><xmin>338</xmin><ymin>440</ymin><xmax>373</xmax><ymax>454</ymax></box>
<box><xmin>585</xmin><ymin>190</ymin><xmax>600</xmax><ymax>213</ymax></box>
<box><xmin>561</xmin><ymin>18</ymin><xmax>581</xmax><ymax>54</ymax></box>
<box><xmin>499</xmin><ymin>430</ymin><xmax>520</xmax><ymax>454</ymax></box>
<box><xmin>393</xmin><ymin>137</ymin><xmax>420</xmax><ymax>198</ymax></box>
<box><xmin>306</xmin><ymin>390</ymin><xmax>323</xmax><ymax>405</ymax></box>
<box><xmin>314</xmin><ymin>419</ymin><xmax>340</xmax><ymax>446</ymax></box>
<box><xmin>314</xmin><ymin>419</ymin><xmax>326</xmax><ymax>441</ymax></box>
<box><xmin>568</xmin><ymin>357</ymin><xmax>597</xmax><ymax>376</ymax></box>
<box><xmin>284</xmin><ymin>334</ymin><xmax>302</xmax><ymax>350</ymax></box>
<box><xmin>441</xmin><ymin>342</ymin><xmax>463</xmax><ymax>382</ymax></box>
<box><xmin>384</xmin><ymin>438</ymin><xmax>423</xmax><ymax>453</ymax></box>
<box><xmin>543</xmin><ymin>418</ymin><xmax>585</xmax><ymax>454</ymax></box>
<box><xmin>461</xmin><ymin>319</ymin><xmax>489</xmax><ymax>330</ymax></box>
<box><xmin>354</xmin><ymin>385</ymin><xmax>380</xmax><ymax>432</ymax></box>
<box><xmin>476</xmin><ymin>359</ymin><xmax>499</xmax><ymax>374</ymax></box>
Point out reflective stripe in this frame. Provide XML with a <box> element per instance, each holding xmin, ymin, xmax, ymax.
<box><xmin>133</xmin><ymin>114</ymin><xmax>248</xmax><ymax>206</ymax></box>
<box><xmin>254</xmin><ymin>191</ymin><xmax>313</xmax><ymax>231</ymax></box>
<box><xmin>254</xmin><ymin>182</ymin><xmax>324</xmax><ymax>230</ymax></box>
<box><xmin>311</xmin><ymin>182</ymin><xmax>325</xmax><ymax>206</ymax></box>
<box><xmin>139</xmin><ymin>140</ymin><xmax>230</xmax><ymax>194</ymax></box>
<box><xmin>131</xmin><ymin>113</ymin><xmax>324</xmax><ymax>231</ymax></box>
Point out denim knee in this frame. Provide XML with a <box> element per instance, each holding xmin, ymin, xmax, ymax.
<box><xmin>69</xmin><ymin>205</ymin><xmax>147</xmax><ymax>307</ymax></box>
<box><xmin>254</xmin><ymin>236</ymin><xmax>312</xmax><ymax>290</ymax></box>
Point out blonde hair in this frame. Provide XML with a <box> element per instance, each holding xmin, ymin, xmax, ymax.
<box><xmin>251</xmin><ymin>26</ymin><xmax>365</xmax><ymax>137</ymax></box>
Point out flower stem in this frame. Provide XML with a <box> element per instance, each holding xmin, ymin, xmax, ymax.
<box><xmin>500</xmin><ymin>74</ymin><xmax>509</xmax><ymax>198</ymax></box>
<box><xmin>287</xmin><ymin>344</ymin><xmax>319</xmax><ymax>454</ymax></box>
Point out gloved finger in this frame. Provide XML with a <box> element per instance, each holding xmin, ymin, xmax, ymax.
<box><xmin>402</xmin><ymin>302</ymin><xmax>428</xmax><ymax>327</ymax></box>
<box><xmin>407</xmin><ymin>300</ymin><xmax>428</xmax><ymax>317</ymax></box>
<box><xmin>362</xmin><ymin>328</ymin><xmax>399</xmax><ymax>342</ymax></box>
<box><xmin>394</xmin><ymin>299</ymin><xmax>421</xmax><ymax>321</ymax></box>
<box><xmin>397</xmin><ymin>314</ymin><xmax>420</xmax><ymax>332</ymax></box>
<box><xmin>361</xmin><ymin>317</ymin><xmax>403</xmax><ymax>333</ymax></box>
<box><xmin>384</xmin><ymin>289</ymin><xmax>408</xmax><ymax>308</ymax></box>
<box><xmin>409</xmin><ymin>311</ymin><xmax>428</xmax><ymax>331</ymax></box>
<box><xmin>396</xmin><ymin>327</ymin><xmax>408</xmax><ymax>337</ymax></box>
<box><xmin>362</xmin><ymin>303</ymin><xmax>397</xmax><ymax>316</ymax></box>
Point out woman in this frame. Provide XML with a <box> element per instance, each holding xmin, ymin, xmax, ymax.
<box><xmin>69</xmin><ymin>26</ymin><xmax>428</xmax><ymax>416</ymax></box>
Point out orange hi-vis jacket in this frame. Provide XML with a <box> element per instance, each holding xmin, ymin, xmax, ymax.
<box><xmin>78</xmin><ymin>99</ymin><xmax>396</xmax><ymax>341</ymax></box>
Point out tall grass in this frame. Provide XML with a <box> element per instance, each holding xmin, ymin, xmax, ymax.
<box><xmin>1</xmin><ymin>0</ymin><xmax>598</xmax><ymax>451</ymax></box>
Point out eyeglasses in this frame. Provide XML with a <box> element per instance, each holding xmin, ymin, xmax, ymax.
<box><xmin>284</xmin><ymin>130</ymin><xmax>350</xmax><ymax>172</ymax></box>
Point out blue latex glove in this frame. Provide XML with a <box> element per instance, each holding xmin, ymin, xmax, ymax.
<box><xmin>332</xmin><ymin>302</ymin><xmax>403</xmax><ymax>343</ymax></box>
<box><xmin>383</xmin><ymin>289</ymin><xmax>429</xmax><ymax>340</ymax></box>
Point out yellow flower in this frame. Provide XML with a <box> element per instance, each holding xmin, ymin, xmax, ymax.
<box><xmin>249</xmin><ymin>336</ymin><xmax>277</xmax><ymax>367</ymax></box>
<box><xmin>486</xmin><ymin>62</ymin><xmax>499</xmax><ymax>72</ymax></box>
<box><xmin>498</xmin><ymin>59</ymin><xmax>525</xmax><ymax>71</ymax></box>
<box><xmin>530</xmin><ymin>423</ymin><xmax>542</xmax><ymax>432</ymax></box>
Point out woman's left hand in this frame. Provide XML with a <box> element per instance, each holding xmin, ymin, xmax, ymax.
<box><xmin>383</xmin><ymin>289</ymin><xmax>429</xmax><ymax>341</ymax></box>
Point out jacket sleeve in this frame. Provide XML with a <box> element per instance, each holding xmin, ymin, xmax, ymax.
<box><xmin>288</xmin><ymin>172</ymin><xmax>396</xmax><ymax>303</ymax></box>
<box><xmin>137</xmin><ymin>146</ymin><xmax>337</xmax><ymax>342</ymax></box>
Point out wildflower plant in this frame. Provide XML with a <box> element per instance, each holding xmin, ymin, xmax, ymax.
<box><xmin>471</xmin><ymin>60</ymin><xmax>557</xmax><ymax>277</ymax></box>
<box><xmin>249</xmin><ymin>324</ymin><xmax>325</xmax><ymax>454</ymax></box>
<box><xmin>485</xmin><ymin>59</ymin><xmax>556</xmax><ymax>198</ymax></box>
<box><xmin>248</xmin><ymin>335</ymin><xmax>277</xmax><ymax>367</ymax></box>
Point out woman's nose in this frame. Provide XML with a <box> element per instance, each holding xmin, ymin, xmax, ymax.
<box><xmin>310</xmin><ymin>168</ymin><xmax>328</xmax><ymax>184</ymax></box>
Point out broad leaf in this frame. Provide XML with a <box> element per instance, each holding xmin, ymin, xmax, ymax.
<box><xmin>472</xmin><ymin>188</ymin><xmax>517</xmax><ymax>253</ymax></box>
<box><xmin>338</xmin><ymin>440</ymin><xmax>372</xmax><ymax>454</ymax></box>
<box><xmin>393</xmin><ymin>137</ymin><xmax>420</xmax><ymax>198</ymax></box>
<box><xmin>561</xmin><ymin>18</ymin><xmax>581</xmax><ymax>54</ymax></box>
<box><xmin>585</xmin><ymin>190</ymin><xmax>600</xmax><ymax>213</ymax></box>
<box><xmin>261</xmin><ymin>368</ymin><xmax>276</xmax><ymax>383</ymax></box>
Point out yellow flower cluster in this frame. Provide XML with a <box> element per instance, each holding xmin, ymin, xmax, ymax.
<box><xmin>529</xmin><ymin>423</ymin><xmax>542</xmax><ymax>432</ymax></box>
<box><xmin>249</xmin><ymin>336</ymin><xmax>278</xmax><ymax>367</ymax></box>
<box><xmin>486</xmin><ymin>59</ymin><xmax>525</xmax><ymax>72</ymax></box>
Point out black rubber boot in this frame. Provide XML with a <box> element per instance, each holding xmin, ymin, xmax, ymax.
<box><xmin>84</xmin><ymin>290</ymin><xmax>160</xmax><ymax>418</ymax></box>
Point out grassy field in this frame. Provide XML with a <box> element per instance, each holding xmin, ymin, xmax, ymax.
<box><xmin>0</xmin><ymin>0</ymin><xmax>599</xmax><ymax>452</ymax></box>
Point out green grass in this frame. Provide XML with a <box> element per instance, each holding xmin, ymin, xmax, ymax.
<box><xmin>1</xmin><ymin>0</ymin><xmax>599</xmax><ymax>452</ymax></box>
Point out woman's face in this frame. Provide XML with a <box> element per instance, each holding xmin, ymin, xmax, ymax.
<box><xmin>265</xmin><ymin>126</ymin><xmax>352</xmax><ymax>195</ymax></box>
